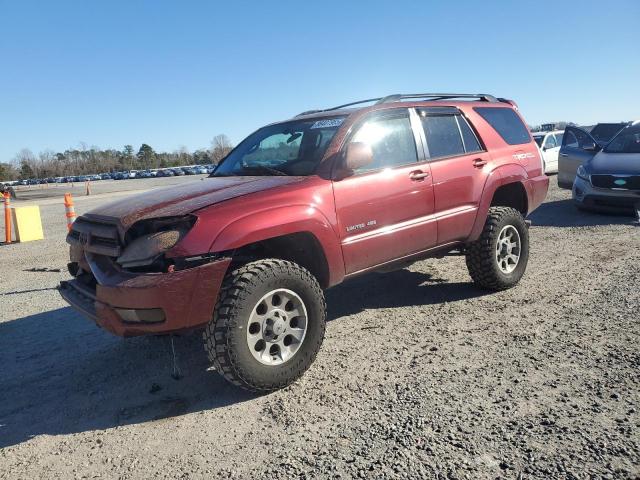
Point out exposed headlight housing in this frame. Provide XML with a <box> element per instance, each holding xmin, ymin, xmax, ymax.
<box><xmin>117</xmin><ymin>215</ymin><xmax>195</xmax><ymax>270</ymax></box>
<box><xmin>576</xmin><ymin>165</ymin><xmax>591</xmax><ymax>183</ymax></box>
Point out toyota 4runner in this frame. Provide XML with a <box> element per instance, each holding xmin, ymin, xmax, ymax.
<box><xmin>59</xmin><ymin>93</ymin><xmax>549</xmax><ymax>391</ymax></box>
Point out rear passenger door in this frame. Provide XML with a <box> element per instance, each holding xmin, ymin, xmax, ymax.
<box><xmin>416</xmin><ymin>108</ymin><xmax>491</xmax><ymax>245</ymax></box>
<box><xmin>558</xmin><ymin>127</ymin><xmax>598</xmax><ymax>189</ymax></box>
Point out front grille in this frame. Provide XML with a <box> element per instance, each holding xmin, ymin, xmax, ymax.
<box><xmin>67</xmin><ymin>217</ymin><xmax>122</xmax><ymax>257</ymax></box>
<box><xmin>591</xmin><ymin>174</ymin><xmax>640</xmax><ymax>191</ymax></box>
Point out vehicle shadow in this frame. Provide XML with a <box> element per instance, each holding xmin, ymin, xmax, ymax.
<box><xmin>529</xmin><ymin>199</ymin><xmax>637</xmax><ymax>228</ymax></box>
<box><xmin>0</xmin><ymin>307</ymin><xmax>256</xmax><ymax>448</ymax></box>
<box><xmin>0</xmin><ymin>270</ymin><xmax>491</xmax><ymax>448</ymax></box>
<box><xmin>327</xmin><ymin>268</ymin><xmax>489</xmax><ymax>321</ymax></box>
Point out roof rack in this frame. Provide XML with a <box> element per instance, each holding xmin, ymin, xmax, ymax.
<box><xmin>296</xmin><ymin>93</ymin><xmax>498</xmax><ymax>117</ymax></box>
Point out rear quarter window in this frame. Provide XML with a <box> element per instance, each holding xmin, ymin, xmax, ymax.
<box><xmin>474</xmin><ymin>107</ymin><xmax>531</xmax><ymax>145</ymax></box>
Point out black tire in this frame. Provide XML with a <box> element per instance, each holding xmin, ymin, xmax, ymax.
<box><xmin>203</xmin><ymin>259</ymin><xmax>326</xmax><ymax>392</ymax></box>
<box><xmin>465</xmin><ymin>206</ymin><xmax>529</xmax><ymax>291</ymax></box>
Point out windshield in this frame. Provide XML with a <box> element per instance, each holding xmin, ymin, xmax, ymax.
<box><xmin>604</xmin><ymin>124</ymin><xmax>640</xmax><ymax>154</ymax></box>
<box><xmin>533</xmin><ymin>136</ymin><xmax>544</xmax><ymax>147</ymax></box>
<box><xmin>212</xmin><ymin>117</ymin><xmax>345</xmax><ymax>177</ymax></box>
<box><xmin>590</xmin><ymin>123</ymin><xmax>627</xmax><ymax>144</ymax></box>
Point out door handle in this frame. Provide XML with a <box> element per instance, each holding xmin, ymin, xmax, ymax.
<box><xmin>409</xmin><ymin>171</ymin><xmax>430</xmax><ymax>181</ymax></box>
<box><xmin>472</xmin><ymin>158</ymin><xmax>487</xmax><ymax>168</ymax></box>
<box><xmin>559</xmin><ymin>153</ymin><xmax>569</xmax><ymax>157</ymax></box>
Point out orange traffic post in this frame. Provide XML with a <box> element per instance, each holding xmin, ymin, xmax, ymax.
<box><xmin>64</xmin><ymin>193</ymin><xmax>76</xmax><ymax>231</ymax></box>
<box><xmin>3</xmin><ymin>191</ymin><xmax>11</xmax><ymax>244</ymax></box>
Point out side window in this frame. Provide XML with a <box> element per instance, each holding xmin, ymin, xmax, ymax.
<box><xmin>562</xmin><ymin>128</ymin><xmax>591</xmax><ymax>149</ymax></box>
<box><xmin>554</xmin><ymin>133</ymin><xmax>563</xmax><ymax>146</ymax></box>
<box><xmin>457</xmin><ymin>115</ymin><xmax>482</xmax><ymax>153</ymax></box>
<box><xmin>421</xmin><ymin>115</ymin><xmax>465</xmax><ymax>159</ymax></box>
<box><xmin>349</xmin><ymin>113</ymin><xmax>417</xmax><ymax>171</ymax></box>
<box><xmin>544</xmin><ymin>135</ymin><xmax>557</xmax><ymax>149</ymax></box>
<box><xmin>474</xmin><ymin>107</ymin><xmax>531</xmax><ymax>145</ymax></box>
<box><xmin>563</xmin><ymin>130</ymin><xmax>579</xmax><ymax>148</ymax></box>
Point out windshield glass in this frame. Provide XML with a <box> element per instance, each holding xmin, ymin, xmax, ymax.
<box><xmin>533</xmin><ymin>135</ymin><xmax>544</xmax><ymax>147</ymax></box>
<box><xmin>604</xmin><ymin>124</ymin><xmax>640</xmax><ymax>153</ymax></box>
<box><xmin>212</xmin><ymin>117</ymin><xmax>345</xmax><ymax>177</ymax></box>
<box><xmin>590</xmin><ymin>123</ymin><xmax>626</xmax><ymax>144</ymax></box>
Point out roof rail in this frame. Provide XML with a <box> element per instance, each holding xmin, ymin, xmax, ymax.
<box><xmin>382</xmin><ymin>93</ymin><xmax>498</xmax><ymax>103</ymax></box>
<box><xmin>295</xmin><ymin>93</ymin><xmax>499</xmax><ymax>117</ymax></box>
<box><xmin>296</xmin><ymin>98</ymin><xmax>383</xmax><ymax>116</ymax></box>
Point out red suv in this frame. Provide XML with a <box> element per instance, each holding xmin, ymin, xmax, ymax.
<box><xmin>59</xmin><ymin>93</ymin><xmax>548</xmax><ymax>391</ymax></box>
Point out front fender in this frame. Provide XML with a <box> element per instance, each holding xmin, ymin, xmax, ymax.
<box><xmin>210</xmin><ymin>205</ymin><xmax>345</xmax><ymax>286</ymax></box>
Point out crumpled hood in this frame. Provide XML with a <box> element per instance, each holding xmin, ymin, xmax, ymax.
<box><xmin>84</xmin><ymin>176</ymin><xmax>305</xmax><ymax>229</ymax></box>
<box><xmin>588</xmin><ymin>151</ymin><xmax>640</xmax><ymax>175</ymax></box>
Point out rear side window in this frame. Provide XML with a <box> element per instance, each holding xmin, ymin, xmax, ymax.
<box><xmin>421</xmin><ymin>115</ymin><xmax>465</xmax><ymax>158</ymax></box>
<box><xmin>419</xmin><ymin>113</ymin><xmax>482</xmax><ymax>159</ymax></box>
<box><xmin>457</xmin><ymin>116</ymin><xmax>482</xmax><ymax>153</ymax></box>
<box><xmin>474</xmin><ymin>107</ymin><xmax>531</xmax><ymax>145</ymax></box>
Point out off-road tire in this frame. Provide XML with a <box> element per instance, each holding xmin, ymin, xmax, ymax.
<box><xmin>203</xmin><ymin>259</ymin><xmax>326</xmax><ymax>392</ymax></box>
<box><xmin>465</xmin><ymin>206</ymin><xmax>529</xmax><ymax>291</ymax></box>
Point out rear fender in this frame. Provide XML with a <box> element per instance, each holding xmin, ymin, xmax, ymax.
<box><xmin>210</xmin><ymin>205</ymin><xmax>345</xmax><ymax>286</ymax></box>
<box><xmin>468</xmin><ymin>163</ymin><xmax>528</xmax><ymax>241</ymax></box>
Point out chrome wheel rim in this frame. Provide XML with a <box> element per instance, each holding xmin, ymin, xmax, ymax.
<box><xmin>495</xmin><ymin>225</ymin><xmax>521</xmax><ymax>274</ymax></box>
<box><xmin>246</xmin><ymin>289</ymin><xmax>308</xmax><ymax>366</ymax></box>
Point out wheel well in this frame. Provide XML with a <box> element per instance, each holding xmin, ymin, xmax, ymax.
<box><xmin>491</xmin><ymin>182</ymin><xmax>528</xmax><ymax>215</ymax></box>
<box><xmin>231</xmin><ymin>232</ymin><xmax>330</xmax><ymax>288</ymax></box>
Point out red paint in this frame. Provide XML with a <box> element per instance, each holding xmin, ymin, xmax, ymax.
<box><xmin>61</xmin><ymin>99</ymin><xmax>549</xmax><ymax>337</ymax></box>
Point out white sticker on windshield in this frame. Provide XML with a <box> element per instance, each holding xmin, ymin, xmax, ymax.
<box><xmin>311</xmin><ymin>118</ymin><xmax>344</xmax><ymax>129</ymax></box>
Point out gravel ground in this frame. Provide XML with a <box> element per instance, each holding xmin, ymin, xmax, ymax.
<box><xmin>0</xmin><ymin>178</ymin><xmax>638</xmax><ymax>479</ymax></box>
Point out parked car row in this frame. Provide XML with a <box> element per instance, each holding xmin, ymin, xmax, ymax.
<box><xmin>2</xmin><ymin>165</ymin><xmax>216</xmax><ymax>186</ymax></box>
<box><xmin>532</xmin><ymin>123</ymin><xmax>628</xmax><ymax>175</ymax></box>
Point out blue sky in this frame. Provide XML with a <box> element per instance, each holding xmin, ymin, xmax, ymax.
<box><xmin>0</xmin><ymin>0</ymin><xmax>638</xmax><ymax>162</ymax></box>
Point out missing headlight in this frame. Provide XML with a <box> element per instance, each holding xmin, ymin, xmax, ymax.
<box><xmin>117</xmin><ymin>215</ymin><xmax>196</xmax><ymax>271</ymax></box>
<box><xmin>117</xmin><ymin>230</ymin><xmax>185</xmax><ymax>269</ymax></box>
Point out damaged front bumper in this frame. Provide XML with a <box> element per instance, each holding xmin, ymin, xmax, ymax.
<box><xmin>58</xmin><ymin>254</ymin><xmax>231</xmax><ymax>337</ymax></box>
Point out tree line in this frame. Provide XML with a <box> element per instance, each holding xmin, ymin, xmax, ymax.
<box><xmin>0</xmin><ymin>134</ymin><xmax>233</xmax><ymax>181</ymax></box>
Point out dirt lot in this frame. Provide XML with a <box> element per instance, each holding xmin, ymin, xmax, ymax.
<box><xmin>0</xmin><ymin>178</ymin><xmax>638</xmax><ymax>479</ymax></box>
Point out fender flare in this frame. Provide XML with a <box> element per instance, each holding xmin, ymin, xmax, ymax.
<box><xmin>209</xmin><ymin>205</ymin><xmax>345</xmax><ymax>286</ymax></box>
<box><xmin>468</xmin><ymin>163</ymin><xmax>529</xmax><ymax>241</ymax></box>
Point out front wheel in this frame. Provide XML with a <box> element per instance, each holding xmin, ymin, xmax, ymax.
<box><xmin>204</xmin><ymin>259</ymin><xmax>326</xmax><ymax>392</ymax></box>
<box><xmin>465</xmin><ymin>206</ymin><xmax>529</xmax><ymax>291</ymax></box>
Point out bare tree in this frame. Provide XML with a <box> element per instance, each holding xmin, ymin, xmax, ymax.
<box><xmin>210</xmin><ymin>134</ymin><xmax>233</xmax><ymax>164</ymax></box>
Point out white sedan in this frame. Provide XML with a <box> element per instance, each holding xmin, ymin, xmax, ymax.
<box><xmin>532</xmin><ymin>130</ymin><xmax>564</xmax><ymax>174</ymax></box>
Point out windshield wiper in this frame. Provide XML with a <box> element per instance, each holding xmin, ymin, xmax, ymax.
<box><xmin>240</xmin><ymin>165</ymin><xmax>288</xmax><ymax>176</ymax></box>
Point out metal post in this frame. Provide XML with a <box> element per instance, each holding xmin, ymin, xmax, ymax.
<box><xmin>3</xmin><ymin>191</ymin><xmax>11</xmax><ymax>244</ymax></box>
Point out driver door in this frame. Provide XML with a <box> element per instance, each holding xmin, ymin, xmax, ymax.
<box><xmin>332</xmin><ymin>109</ymin><xmax>436</xmax><ymax>275</ymax></box>
<box><xmin>558</xmin><ymin>127</ymin><xmax>599</xmax><ymax>188</ymax></box>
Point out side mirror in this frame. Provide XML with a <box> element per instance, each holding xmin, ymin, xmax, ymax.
<box><xmin>582</xmin><ymin>142</ymin><xmax>598</xmax><ymax>151</ymax></box>
<box><xmin>344</xmin><ymin>142</ymin><xmax>373</xmax><ymax>171</ymax></box>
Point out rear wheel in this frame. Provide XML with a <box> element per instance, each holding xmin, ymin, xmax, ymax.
<box><xmin>465</xmin><ymin>206</ymin><xmax>529</xmax><ymax>290</ymax></box>
<box><xmin>204</xmin><ymin>259</ymin><xmax>326</xmax><ymax>392</ymax></box>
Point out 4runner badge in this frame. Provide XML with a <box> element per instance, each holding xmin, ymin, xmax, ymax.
<box><xmin>512</xmin><ymin>153</ymin><xmax>535</xmax><ymax>161</ymax></box>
